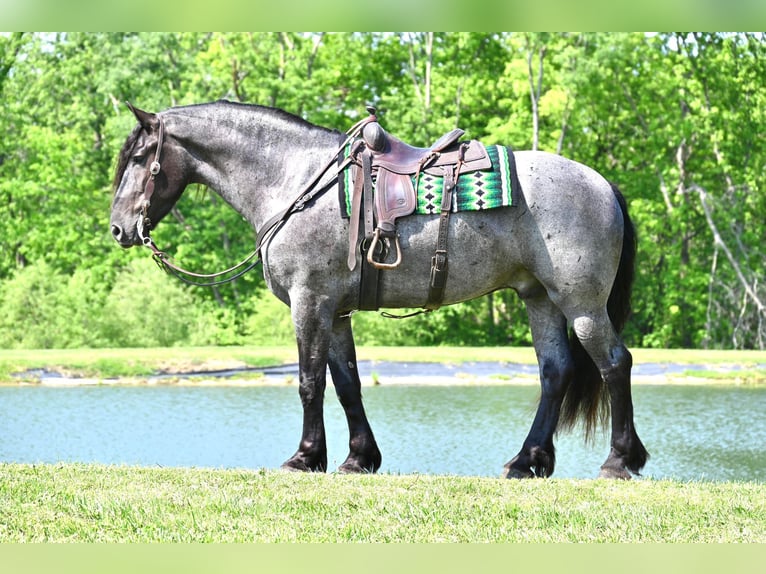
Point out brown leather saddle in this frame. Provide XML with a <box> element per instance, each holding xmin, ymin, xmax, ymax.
<box><xmin>346</xmin><ymin>108</ymin><xmax>492</xmax><ymax>310</ymax></box>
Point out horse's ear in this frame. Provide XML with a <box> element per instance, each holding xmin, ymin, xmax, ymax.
<box><xmin>126</xmin><ymin>101</ymin><xmax>158</xmax><ymax>132</ymax></box>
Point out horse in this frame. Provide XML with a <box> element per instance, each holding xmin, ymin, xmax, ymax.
<box><xmin>110</xmin><ymin>100</ymin><xmax>648</xmax><ymax>479</ymax></box>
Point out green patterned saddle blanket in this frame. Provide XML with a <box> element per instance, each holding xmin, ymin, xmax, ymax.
<box><xmin>338</xmin><ymin>144</ymin><xmax>519</xmax><ymax>218</ymax></box>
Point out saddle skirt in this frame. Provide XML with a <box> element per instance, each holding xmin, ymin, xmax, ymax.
<box><xmin>339</xmin><ymin>118</ymin><xmax>520</xmax><ymax>275</ymax></box>
<box><xmin>339</xmin><ymin>141</ymin><xmax>518</xmax><ymax>228</ymax></box>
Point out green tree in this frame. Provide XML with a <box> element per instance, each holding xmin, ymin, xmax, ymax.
<box><xmin>0</xmin><ymin>33</ymin><xmax>763</xmax><ymax>349</ymax></box>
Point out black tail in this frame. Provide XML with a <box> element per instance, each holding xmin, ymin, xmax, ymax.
<box><xmin>559</xmin><ymin>182</ymin><xmax>636</xmax><ymax>439</ymax></box>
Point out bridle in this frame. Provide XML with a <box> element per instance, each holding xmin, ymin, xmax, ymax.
<box><xmin>136</xmin><ymin>116</ymin><xmax>164</xmax><ymax>248</ymax></box>
<box><xmin>135</xmin><ymin>114</ymin><xmax>263</xmax><ymax>286</ymax></box>
<box><xmin>134</xmin><ymin>110</ymin><xmax>377</xmax><ymax>287</ymax></box>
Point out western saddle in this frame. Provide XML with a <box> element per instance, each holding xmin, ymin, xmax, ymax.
<box><xmin>346</xmin><ymin>107</ymin><xmax>491</xmax><ymax>311</ymax></box>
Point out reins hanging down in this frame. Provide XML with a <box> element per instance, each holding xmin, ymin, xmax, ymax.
<box><xmin>145</xmin><ymin>242</ymin><xmax>263</xmax><ymax>287</ymax></box>
<box><xmin>138</xmin><ymin>109</ymin><xmax>379</xmax><ymax>288</ymax></box>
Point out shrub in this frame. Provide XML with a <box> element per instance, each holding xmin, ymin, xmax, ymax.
<box><xmin>0</xmin><ymin>261</ymin><xmax>64</xmax><ymax>348</ymax></box>
<box><xmin>99</xmin><ymin>258</ymin><xmax>212</xmax><ymax>347</ymax></box>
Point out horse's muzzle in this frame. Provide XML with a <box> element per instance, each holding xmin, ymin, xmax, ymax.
<box><xmin>111</xmin><ymin>223</ymin><xmax>136</xmax><ymax>248</ymax></box>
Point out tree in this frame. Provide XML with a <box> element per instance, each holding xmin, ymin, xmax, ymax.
<box><xmin>0</xmin><ymin>33</ymin><xmax>763</xmax><ymax>349</ymax></box>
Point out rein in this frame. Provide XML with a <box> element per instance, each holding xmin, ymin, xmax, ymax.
<box><xmin>137</xmin><ymin>111</ymin><xmax>378</xmax><ymax>287</ymax></box>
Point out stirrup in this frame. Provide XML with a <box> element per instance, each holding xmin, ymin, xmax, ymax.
<box><xmin>367</xmin><ymin>229</ymin><xmax>402</xmax><ymax>270</ymax></box>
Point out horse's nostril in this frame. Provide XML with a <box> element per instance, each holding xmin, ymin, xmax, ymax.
<box><xmin>111</xmin><ymin>224</ymin><xmax>123</xmax><ymax>240</ymax></box>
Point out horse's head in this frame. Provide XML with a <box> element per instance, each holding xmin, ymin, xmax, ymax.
<box><xmin>110</xmin><ymin>103</ymin><xmax>188</xmax><ymax>248</ymax></box>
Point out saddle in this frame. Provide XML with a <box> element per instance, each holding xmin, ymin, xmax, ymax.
<box><xmin>346</xmin><ymin>108</ymin><xmax>492</xmax><ymax>310</ymax></box>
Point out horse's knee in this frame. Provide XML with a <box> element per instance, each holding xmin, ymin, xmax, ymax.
<box><xmin>298</xmin><ymin>374</ymin><xmax>326</xmax><ymax>405</ymax></box>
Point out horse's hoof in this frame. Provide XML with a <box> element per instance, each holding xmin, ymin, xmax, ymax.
<box><xmin>502</xmin><ymin>464</ymin><xmax>535</xmax><ymax>479</ymax></box>
<box><xmin>503</xmin><ymin>448</ymin><xmax>553</xmax><ymax>479</ymax></box>
<box><xmin>336</xmin><ymin>462</ymin><xmax>375</xmax><ymax>474</ymax></box>
<box><xmin>598</xmin><ymin>466</ymin><xmax>632</xmax><ymax>480</ymax></box>
<box><xmin>503</xmin><ymin>468</ymin><xmax>534</xmax><ymax>479</ymax></box>
<box><xmin>281</xmin><ymin>457</ymin><xmax>326</xmax><ymax>473</ymax></box>
<box><xmin>280</xmin><ymin>461</ymin><xmax>309</xmax><ymax>472</ymax></box>
<box><xmin>336</xmin><ymin>453</ymin><xmax>381</xmax><ymax>474</ymax></box>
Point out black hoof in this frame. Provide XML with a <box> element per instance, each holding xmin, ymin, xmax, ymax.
<box><xmin>503</xmin><ymin>446</ymin><xmax>555</xmax><ymax>479</ymax></box>
<box><xmin>281</xmin><ymin>455</ymin><xmax>326</xmax><ymax>473</ymax></box>
<box><xmin>337</xmin><ymin>461</ymin><xmax>375</xmax><ymax>474</ymax></box>
<box><xmin>503</xmin><ymin>465</ymin><xmax>535</xmax><ymax>479</ymax></box>
<box><xmin>598</xmin><ymin>465</ymin><xmax>633</xmax><ymax>480</ymax></box>
<box><xmin>336</xmin><ymin>450</ymin><xmax>381</xmax><ymax>474</ymax></box>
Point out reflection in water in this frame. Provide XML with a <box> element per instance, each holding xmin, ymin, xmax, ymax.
<box><xmin>0</xmin><ymin>384</ymin><xmax>764</xmax><ymax>481</ymax></box>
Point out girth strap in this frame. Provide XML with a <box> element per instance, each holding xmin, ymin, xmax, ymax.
<box><xmin>359</xmin><ymin>243</ymin><xmax>381</xmax><ymax>311</ymax></box>
<box><xmin>358</xmin><ymin>151</ymin><xmax>382</xmax><ymax>310</ymax></box>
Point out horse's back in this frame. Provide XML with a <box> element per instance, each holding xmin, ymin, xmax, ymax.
<box><xmin>514</xmin><ymin>150</ymin><xmax>620</xmax><ymax>226</ymax></box>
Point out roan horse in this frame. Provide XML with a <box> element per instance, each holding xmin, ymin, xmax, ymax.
<box><xmin>110</xmin><ymin>100</ymin><xmax>648</xmax><ymax>479</ymax></box>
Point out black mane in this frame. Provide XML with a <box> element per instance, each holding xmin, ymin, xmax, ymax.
<box><xmin>211</xmin><ymin>99</ymin><xmax>335</xmax><ymax>134</ymax></box>
<box><xmin>112</xmin><ymin>100</ymin><xmax>339</xmax><ymax>193</ymax></box>
<box><xmin>112</xmin><ymin>123</ymin><xmax>142</xmax><ymax>193</ymax></box>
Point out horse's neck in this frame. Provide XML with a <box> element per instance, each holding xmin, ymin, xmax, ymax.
<box><xmin>166</xmin><ymin>105</ymin><xmax>341</xmax><ymax>232</ymax></box>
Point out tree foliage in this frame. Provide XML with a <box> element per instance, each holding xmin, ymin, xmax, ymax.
<box><xmin>1</xmin><ymin>32</ymin><xmax>763</xmax><ymax>349</ymax></box>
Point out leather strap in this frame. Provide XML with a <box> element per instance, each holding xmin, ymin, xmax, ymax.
<box><xmin>425</xmin><ymin>173</ymin><xmax>453</xmax><ymax>310</ymax></box>
<box><xmin>347</xmin><ymin>164</ymin><xmax>364</xmax><ymax>270</ymax></box>
<box><xmin>359</xmin><ymin>245</ymin><xmax>380</xmax><ymax>310</ymax></box>
<box><xmin>362</xmin><ymin>151</ymin><xmax>375</xmax><ymax>241</ymax></box>
<box><xmin>424</xmin><ymin>143</ymin><xmax>467</xmax><ymax>310</ymax></box>
<box><xmin>358</xmin><ymin>149</ymin><xmax>381</xmax><ymax>309</ymax></box>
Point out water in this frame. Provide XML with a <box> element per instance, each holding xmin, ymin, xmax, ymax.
<box><xmin>1</xmin><ymin>383</ymin><xmax>764</xmax><ymax>481</ymax></box>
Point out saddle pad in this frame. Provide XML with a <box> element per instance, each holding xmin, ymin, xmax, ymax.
<box><xmin>338</xmin><ymin>144</ymin><xmax>520</xmax><ymax>218</ymax></box>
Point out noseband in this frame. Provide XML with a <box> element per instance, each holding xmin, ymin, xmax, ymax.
<box><xmin>134</xmin><ymin>110</ymin><xmax>378</xmax><ymax>287</ymax></box>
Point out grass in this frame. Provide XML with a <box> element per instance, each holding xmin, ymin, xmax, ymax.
<box><xmin>680</xmin><ymin>369</ymin><xmax>766</xmax><ymax>384</ymax></box>
<box><xmin>1</xmin><ymin>463</ymin><xmax>764</xmax><ymax>542</ymax></box>
<box><xmin>1</xmin><ymin>345</ymin><xmax>765</xmax><ymax>383</ymax></box>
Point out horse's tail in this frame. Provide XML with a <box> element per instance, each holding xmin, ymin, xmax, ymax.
<box><xmin>559</xmin><ymin>182</ymin><xmax>636</xmax><ymax>439</ymax></box>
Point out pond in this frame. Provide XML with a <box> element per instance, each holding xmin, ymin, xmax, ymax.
<box><xmin>1</xmin><ymin>380</ymin><xmax>765</xmax><ymax>482</ymax></box>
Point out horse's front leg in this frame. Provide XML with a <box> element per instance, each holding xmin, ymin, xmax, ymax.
<box><xmin>281</xmin><ymin>300</ymin><xmax>333</xmax><ymax>473</ymax></box>
<box><xmin>328</xmin><ymin>315</ymin><xmax>382</xmax><ymax>473</ymax></box>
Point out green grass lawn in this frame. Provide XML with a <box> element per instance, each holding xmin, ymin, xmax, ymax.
<box><xmin>1</xmin><ymin>463</ymin><xmax>764</xmax><ymax>543</ymax></box>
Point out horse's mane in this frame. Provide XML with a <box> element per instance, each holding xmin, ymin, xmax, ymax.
<box><xmin>112</xmin><ymin>100</ymin><xmax>339</xmax><ymax>192</ymax></box>
<box><xmin>211</xmin><ymin>100</ymin><xmax>335</xmax><ymax>133</ymax></box>
<box><xmin>112</xmin><ymin>124</ymin><xmax>142</xmax><ymax>193</ymax></box>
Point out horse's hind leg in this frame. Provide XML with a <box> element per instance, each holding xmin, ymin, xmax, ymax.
<box><xmin>571</xmin><ymin>312</ymin><xmax>648</xmax><ymax>479</ymax></box>
<box><xmin>327</xmin><ymin>315</ymin><xmax>382</xmax><ymax>473</ymax></box>
<box><xmin>504</xmin><ymin>294</ymin><xmax>574</xmax><ymax>478</ymax></box>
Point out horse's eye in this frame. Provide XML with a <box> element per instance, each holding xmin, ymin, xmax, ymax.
<box><xmin>132</xmin><ymin>155</ymin><xmax>145</xmax><ymax>164</ymax></box>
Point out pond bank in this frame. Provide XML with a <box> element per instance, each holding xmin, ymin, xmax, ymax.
<box><xmin>8</xmin><ymin>359</ymin><xmax>766</xmax><ymax>387</ymax></box>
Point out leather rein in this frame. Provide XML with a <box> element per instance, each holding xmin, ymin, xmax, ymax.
<box><xmin>136</xmin><ymin>112</ymin><xmax>377</xmax><ymax>287</ymax></box>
